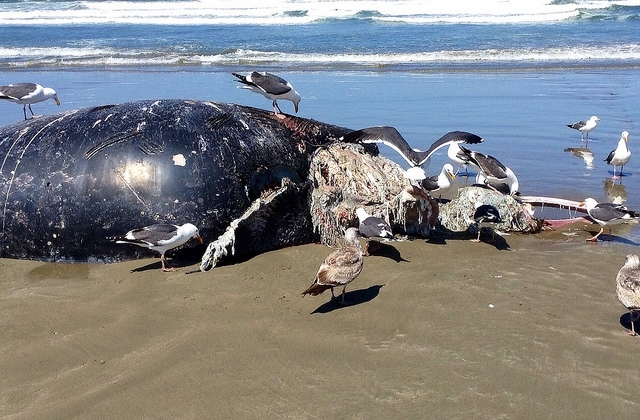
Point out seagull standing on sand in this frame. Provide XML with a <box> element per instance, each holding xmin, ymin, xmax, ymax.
<box><xmin>579</xmin><ymin>197</ymin><xmax>639</xmax><ymax>242</ymax></box>
<box><xmin>458</xmin><ymin>146</ymin><xmax>519</xmax><ymax>195</ymax></box>
<box><xmin>616</xmin><ymin>254</ymin><xmax>640</xmax><ymax>336</ymax></box>
<box><xmin>110</xmin><ymin>223</ymin><xmax>203</xmax><ymax>271</ymax></box>
<box><xmin>232</xmin><ymin>71</ymin><xmax>300</xmax><ymax>119</ymax></box>
<box><xmin>604</xmin><ymin>131</ymin><xmax>631</xmax><ymax>180</ymax></box>
<box><xmin>421</xmin><ymin>163</ymin><xmax>456</xmax><ymax>193</ymax></box>
<box><xmin>0</xmin><ymin>83</ymin><xmax>60</xmax><ymax>120</ymax></box>
<box><xmin>301</xmin><ymin>227</ymin><xmax>363</xmax><ymax>305</ymax></box>
<box><xmin>340</xmin><ymin>126</ymin><xmax>483</xmax><ymax>181</ymax></box>
<box><xmin>567</xmin><ymin>115</ymin><xmax>600</xmax><ymax>144</ymax></box>
<box><xmin>472</xmin><ymin>202</ymin><xmax>502</xmax><ymax>242</ymax></box>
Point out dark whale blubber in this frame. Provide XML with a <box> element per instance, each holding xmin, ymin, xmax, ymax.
<box><xmin>0</xmin><ymin>99</ymin><xmax>355</xmax><ymax>262</ymax></box>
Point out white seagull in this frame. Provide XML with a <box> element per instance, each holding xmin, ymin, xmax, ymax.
<box><xmin>0</xmin><ymin>82</ymin><xmax>60</xmax><ymax>120</ymax></box>
<box><xmin>356</xmin><ymin>207</ymin><xmax>393</xmax><ymax>239</ymax></box>
<box><xmin>458</xmin><ymin>146</ymin><xmax>519</xmax><ymax>195</ymax></box>
<box><xmin>301</xmin><ymin>227</ymin><xmax>363</xmax><ymax>305</ymax></box>
<box><xmin>110</xmin><ymin>223</ymin><xmax>203</xmax><ymax>271</ymax></box>
<box><xmin>232</xmin><ymin>71</ymin><xmax>300</xmax><ymax>119</ymax></box>
<box><xmin>472</xmin><ymin>202</ymin><xmax>502</xmax><ymax>242</ymax></box>
<box><xmin>616</xmin><ymin>254</ymin><xmax>640</xmax><ymax>336</ymax></box>
<box><xmin>567</xmin><ymin>115</ymin><xmax>600</xmax><ymax>144</ymax></box>
<box><xmin>604</xmin><ymin>131</ymin><xmax>631</xmax><ymax>180</ymax></box>
<box><xmin>579</xmin><ymin>197</ymin><xmax>639</xmax><ymax>242</ymax></box>
<box><xmin>340</xmin><ymin>126</ymin><xmax>483</xmax><ymax>181</ymax></box>
<box><xmin>421</xmin><ymin>163</ymin><xmax>456</xmax><ymax>193</ymax></box>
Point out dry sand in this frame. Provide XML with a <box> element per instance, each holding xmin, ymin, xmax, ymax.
<box><xmin>2</xmin><ymin>223</ymin><xmax>640</xmax><ymax>419</ymax></box>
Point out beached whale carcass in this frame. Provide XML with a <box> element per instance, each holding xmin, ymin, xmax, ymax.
<box><xmin>0</xmin><ymin>99</ymin><xmax>356</xmax><ymax>262</ymax></box>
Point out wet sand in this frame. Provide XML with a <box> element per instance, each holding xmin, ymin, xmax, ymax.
<box><xmin>2</xmin><ymin>223</ymin><xmax>640</xmax><ymax>419</ymax></box>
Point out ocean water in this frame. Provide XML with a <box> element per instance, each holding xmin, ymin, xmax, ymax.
<box><xmin>1</xmin><ymin>0</ymin><xmax>639</xmax><ymax>241</ymax></box>
<box><xmin>2</xmin><ymin>0</ymin><xmax>640</xmax><ymax>70</ymax></box>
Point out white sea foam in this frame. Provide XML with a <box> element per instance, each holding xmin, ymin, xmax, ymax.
<box><xmin>2</xmin><ymin>0</ymin><xmax>640</xmax><ymax>25</ymax></box>
<box><xmin>2</xmin><ymin>44</ymin><xmax>640</xmax><ymax>69</ymax></box>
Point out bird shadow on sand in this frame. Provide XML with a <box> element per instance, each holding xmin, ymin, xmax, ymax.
<box><xmin>365</xmin><ymin>242</ymin><xmax>409</xmax><ymax>263</ymax></box>
<box><xmin>619</xmin><ymin>312</ymin><xmax>640</xmax><ymax>336</ymax></box>
<box><xmin>428</xmin><ymin>229</ymin><xmax>511</xmax><ymax>250</ymax></box>
<box><xmin>129</xmin><ymin>260</ymin><xmax>163</xmax><ymax>272</ymax></box>
<box><xmin>310</xmin><ymin>284</ymin><xmax>385</xmax><ymax>314</ymax></box>
<box><xmin>425</xmin><ymin>230</ymin><xmax>449</xmax><ymax>245</ymax></box>
<box><xmin>129</xmin><ymin>257</ymin><xmax>200</xmax><ymax>273</ymax></box>
<box><xmin>478</xmin><ymin>234</ymin><xmax>511</xmax><ymax>250</ymax></box>
<box><xmin>583</xmin><ymin>231</ymin><xmax>640</xmax><ymax>247</ymax></box>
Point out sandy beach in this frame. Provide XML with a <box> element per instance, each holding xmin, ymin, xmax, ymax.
<box><xmin>2</xmin><ymin>222</ymin><xmax>640</xmax><ymax>419</ymax></box>
<box><xmin>3</xmin><ymin>3</ymin><xmax>640</xmax><ymax>417</ymax></box>
<box><xmin>1</xmin><ymin>69</ymin><xmax>639</xmax><ymax>419</ymax></box>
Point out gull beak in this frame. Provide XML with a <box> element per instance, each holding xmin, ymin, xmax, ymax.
<box><xmin>294</xmin><ymin>102</ymin><xmax>299</xmax><ymax>113</ymax></box>
<box><xmin>195</xmin><ymin>234</ymin><xmax>203</xmax><ymax>244</ymax></box>
<box><xmin>54</xmin><ymin>96</ymin><xmax>60</xmax><ymax>106</ymax></box>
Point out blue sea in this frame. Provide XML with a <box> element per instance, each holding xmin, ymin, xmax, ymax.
<box><xmin>1</xmin><ymin>0</ymin><xmax>640</xmax><ymax>241</ymax></box>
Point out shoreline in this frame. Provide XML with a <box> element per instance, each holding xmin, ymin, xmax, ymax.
<box><xmin>2</xmin><ymin>227</ymin><xmax>640</xmax><ymax>418</ymax></box>
<box><xmin>3</xmin><ymin>61</ymin><xmax>640</xmax><ymax>74</ymax></box>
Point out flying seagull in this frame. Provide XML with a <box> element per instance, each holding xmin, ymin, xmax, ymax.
<box><xmin>232</xmin><ymin>71</ymin><xmax>301</xmax><ymax>119</ymax></box>
<box><xmin>0</xmin><ymin>82</ymin><xmax>60</xmax><ymax>120</ymax></box>
<box><xmin>110</xmin><ymin>223</ymin><xmax>203</xmax><ymax>271</ymax></box>
<box><xmin>301</xmin><ymin>227</ymin><xmax>363</xmax><ymax>305</ymax></box>
<box><xmin>340</xmin><ymin>126</ymin><xmax>483</xmax><ymax>180</ymax></box>
<box><xmin>604</xmin><ymin>131</ymin><xmax>631</xmax><ymax>180</ymax></box>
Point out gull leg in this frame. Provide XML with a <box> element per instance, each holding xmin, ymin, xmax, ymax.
<box><xmin>22</xmin><ymin>105</ymin><xmax>28</xmax><ymax>120</ymax></box>
<box><xmin>331</xmin><ymin>286</ymin><xmax>349</xmax><ymax>305</ymax></box>
<box><xmin>626</xmin><ymin>311</ymin><xmax>638</xmax><ymax>336</ymax></box>
<box><xmin>604</xmin><ymin>227</ymin><xmax>614</xmax><ymax>241</ymax></box>
<box><xmin>586</xmin><ymin>227</ymin><xmax>604</xmax><ymax>243</ymax></box>
<box><xmin>272</xmin><ymin>100</ymin><xmax>285</xmax><ymax>119</ymax></box>
<box><xmin>471</xmin><ymin>225</ymin><xmax>481</xmax><ymax>242</ymax></box>
<box><xmin>632</xmin><ymin>311</ymin><xmax>639</xmax><ymax>335</ymax></box>
<box><xmin>28</xmin><ymin>104</ymin><xmax>36</xmax><ymax>119</ymax></box>
<box><xmin>612</xmin><ymin>165</ymin><xmax>620</xmax><ymax>180</ymax></box>
<box><xmin>455</xmin><ymin>166</ymin><xmax>469</xmax><ymax>177</ymax></box>
<box><xmin>161</xmin><ymin>254</ymin><xmax>176</xmax><ymax>272</ymax></box>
